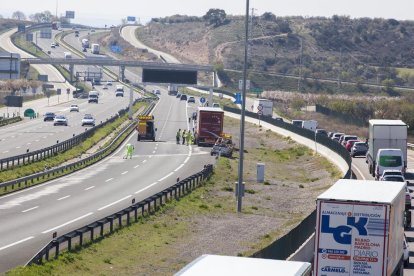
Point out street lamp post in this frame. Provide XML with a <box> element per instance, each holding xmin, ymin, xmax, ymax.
<box><xmin>236</xmin><ymin>0</ymin><xmax>250</xmax><ymax>213</ymax></box>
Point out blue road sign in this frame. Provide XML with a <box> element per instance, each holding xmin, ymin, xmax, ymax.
<box><xmin>127</xmin><ymin>16</ymin><xmax>136</xmax><ymax>22</ymax></box>
<box><xmin>234</xmin><ymin>92</ymin><xmax>242</xmax><ymax>104</ymax></box>
<box><xmin>111</xmin><ymin>45</ymin><xmax>122</xmax><ymax>53</ymax></box>
<box><xmin>200</xmin><ymin>97</ymin><xmax>206</xmax><ymax>104</ymax></box>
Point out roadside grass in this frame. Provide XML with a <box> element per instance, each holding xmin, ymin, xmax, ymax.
<box><xmin>0</xmin><ymin>101</ymin><xmax>147</xmax><ymax>195</ymax></box>
<box><xmin>396</xmin><ymin>67</ymin><xmax>414</xmax><ymax>78</ymax></box>
<box><xmin>7</xmin><ymin>115</ymin><xmax>341</xmax><ymax>275</ymax></box>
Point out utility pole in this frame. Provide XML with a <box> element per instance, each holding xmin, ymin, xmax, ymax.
<box><xmin>237</xmin><ymin>0</ymin><xmax>250</xmax><ymax>213</ymax></box>
<box><xmin>297</xmin><ymin>37</ymin><xmax>303</xmax><ymax>92</ymax></box>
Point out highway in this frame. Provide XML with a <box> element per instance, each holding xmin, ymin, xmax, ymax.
<box><xmin>0</xmin><ymin>28</ymin><xmax>140</xmax><ymax>159</ymax></box>
<box><xmin>0</xmin><ymin>91</ymin><xmax>212</xmax><ymax>272</ymax></box>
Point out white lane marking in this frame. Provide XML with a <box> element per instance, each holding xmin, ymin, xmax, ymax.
<box><xmin>42</xmin><ymin>212</ymin><xmax>94</xmax><ymax>234</ymax></box>
<box><xmin>152</xmin><ymin>151</ymin><xmax>156</xmax><ymax>154</ymax></box>
<box><xmin>183</xmin><ymin>157</ymin><xmax>190</xmax><ymax>164</ymax></box>
<box><xmin>174</xmin><ymin>164</ymin><xmax>185</xmax><ymax>172</ymax></box>
<box><xmin>0</xmin><ymin>236</ymin><xmax>35</xmax><ymax>252</ymax></box>
<box><xmin>27</xmin><ymin>143</ymin><xmax>31</xmax><ymax>145</ymax></box>
<box><xmin>158</xmin><ymin>172</ymin><xmax>174</xmax><ymax>182</ymax></box>
<box><xmin>142</xmin><ymin>160</ymin><xmax>147</xmax><ymax>163</ymax></box>
<box><xmin>35</xmin><ymin>140</ymin><xmax>40</xmax><ymax>142</ymax></box>
<box><xmin>121</xmin><ymin>171</ymin><xmax>128</xmax><ymax>175</ymax></box>
<box><xmin>134</xmin><ymin>165</ymin><xmax>140</xmax><ymax>168</ymax></box>
<box><xmin>57</xmin><ymin>195</ymin><xmax>71</xmax><ymax>201</ymax></box>
<box><xmin>105</xmin><ymin>178</ymin><xmax>114</xmax><ymax>182</ymax></box>
<box><xmin>149</xmin><ymin>155</ymin><xmax>153</xmax><ymax>158</ymax></box>
<box><xmin>2</xmin><ymin>151</ymin><xmax>9</xmax><ymax>153</ymax></box>
<box><xmin>22</xmin><ymin>206</ymin><xmax>39</xmax><ymax>213</ymax></box>
<box><xmin>156</xmin><ymin>143</ymin><xmax>159</xmax><ymax>146</ymax></box>
<box><xmin>16</xmin><ymin>146</ymin><xmax>21</xmax><ymax>149</ymax></box>
<box><xmin>352</xmin><ymin>162</ymin><xmax>366</xmax><ymax>180</ymax></box>
<box><xmin>97</xmin><ymin>195</ymin><xmax>132</xmax><ymax>211</ymax></box>
<box><xmin>135</xmin><ymin>182</ymin><xmax>158</xmax><ymax>194</ymax></box>
<box><xmin>85</xmin><ymin>186</ymin><xmax>95</xmax><ymax>191</ymax></box>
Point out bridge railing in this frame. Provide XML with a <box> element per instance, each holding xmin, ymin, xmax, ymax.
<box><xmin>27</xmin><ymin>164</ymin><xmax>214</xmax><ymax>266</ymax></box>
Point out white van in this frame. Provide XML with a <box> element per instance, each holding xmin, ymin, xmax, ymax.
<box><xmin>115</xmin><ymin>85</ymin><xmax>124</xmax><ymax>97</ymax></box>
<box><xmin>375</xmin><ymin>148</ymin><xmax>404</xmax><ymax>180</ymax></box>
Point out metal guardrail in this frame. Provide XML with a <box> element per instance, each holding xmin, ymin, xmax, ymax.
<box><xmin>0</xmin><ymin>100</ymin><xmax>155</xmax><ymax>191</ymax></box>
<box><xmin>27</xmin><ymin>164</ymin><xmax>214</xmax><ymax>266</ymax></box>
<box><xmin>0</xmin><ymin>116</ymin><xmax>22</xmax><ymax>127</ymax></box>
<box><xmin>0</xmin><ymin>99</ymin><xmax>146</xmax><ymax>172</ymax></box>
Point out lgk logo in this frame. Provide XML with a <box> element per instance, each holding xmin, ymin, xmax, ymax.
<box><xmin>321</xmin><ymin>215</ymin><xmax>368</xmax><ymax>244</ymax></box>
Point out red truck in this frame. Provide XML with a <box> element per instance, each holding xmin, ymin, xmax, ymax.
<box><xmin>195</xmin><ymin>107</ymin><xmax>224</xmax><ymax>146</ymax></box>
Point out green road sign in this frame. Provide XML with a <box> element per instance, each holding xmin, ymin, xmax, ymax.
<box><xmin>250</xmin><ymin>87</ymin><xmax>263</xmax><ymax>93</ymax></box>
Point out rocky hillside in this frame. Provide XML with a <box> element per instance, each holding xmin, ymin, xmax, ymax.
<box><xmin>137</xmin><ymin>13</ymin><xmax>414</xmax><ymax>94</ymax></box>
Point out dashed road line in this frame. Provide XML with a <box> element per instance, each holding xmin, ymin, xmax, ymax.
<box><xmin>135</xmin><ymin>182</ymin><xmax>158</xmax><ymax>194</ymax></box>
<box><xmin>57</xmin><ymin>195</ymin><xmax>71</xmax><ymax>201</ymax></box>
<box><xmin>97</xmin><ymin>195</ymin><xmax>132</xmax><ymax>211</ymax></box>
<box><xmin>134</xmin><ymin>165</ymin><xmax>140</xmax><ymax>168</ymax></box>
<box><xmin>121</xmin><ymin>171</ymin><xmax>128</xmax><ymax>175</ymax></box>
<box><xmin>85</xmin><ymin>186</ymin><xmax>95</xmax><ymax>191</ymax></box>
<box><xmin>41</xmin><ymin>212</ymin><xmax>94</xmax><ymax>234</ymax></box>
<box><xmin>22</xmin><ymin>206</ymin><xmax>39</xmax><ymax>213</ymax></box>
<box><xmin>0</xmin><ymin>236</ymin><xmax>34</xmax><ymax>251</ymax></box>
<box><xmin>184</xmin><ymin>157</ymin><xmax>190</xmax><ymax>164</ymax></box>
<box><xmin>143</xmin><ymin>160</ymin><xmax>147</xmax><ymax>163</ymax></box>
<box><xmin>105</xmin><ymin>178</ymin><xmax>114</xmax><ymax>182</ymax></box>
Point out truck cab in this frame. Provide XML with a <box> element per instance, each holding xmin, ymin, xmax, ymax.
<box><xmin>136</xmin><ymin>115</ymin><xmax>157</xmax><ymax>141</ymax></box>
<box><xmin>115</xmin><ymin>85</ymin><xmax>124</xmax><ymax>97</ymax></box>
<box><xmin>88</xmin><ymin>91</ymin><xmax>99</xmax><ymax>103</ymax></box>
<box><xmin>375</xmin><ymin>148</ymin><xmax>404</xmax><ymax>180</ymax></box>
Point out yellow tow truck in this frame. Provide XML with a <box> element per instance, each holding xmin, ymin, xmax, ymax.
<box><xmin>136</xmin><ymin>115</ymin><xmax>157</xmax><ymax>141</ymax></box>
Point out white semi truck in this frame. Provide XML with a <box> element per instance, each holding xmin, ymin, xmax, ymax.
<box><xmin>314</xmin><ymin>179</ymin><xmax>405</xmax><ymax>276</ymax></box>
<box><xmin>366</xmin><ymin>119</ymin><xmax>408</xmax><ymax>178</ymax></box>
<box><xmin>81</xmin><ymin>38</ymin><xmax>89</xmax><ymax>48</ymax></box>
<box><xmin>176</xmin><ymin>254</ymin><xmax>312</xmax><ymax>276</ymax></box>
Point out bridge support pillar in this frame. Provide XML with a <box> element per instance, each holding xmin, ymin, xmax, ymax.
<box><xmin>69</xmin><ymin>64</ymin><xmax>74</xmax><ymax>82</ymax></box>
<box><xmin>119</xmin><ymin>66</ymin><xmax>126</xmax><ymax>82</ymax></box>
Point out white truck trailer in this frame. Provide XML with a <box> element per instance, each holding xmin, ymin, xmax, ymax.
<box><xmin>302</xmin><ymin>120</ymin><xmax>318</xmax><ymax>132</ymax></box>
<box><xmin>176</xmin><ymin>254</ymin><xmax>311</xmax><ymax>276</ymax></box>
<box><xmin>253</xmin><ymin>99</ymin><xmax>273</xmax><ymax>117</ymax></box>
<box><xmin>91</xmin><ymin>43</ymin><xmax>100</xmax><ymax>54</ymax></box>
<box><xmin>81</xmin><ymin>38</ymin><xmax>89</xmax><ymax>48</ymax></box>
<box><xmin>314</xmin><ymin>179</ymin><xmax>405</xmax><ymax>276</ymax></box>
<box><xmin>366</xmin><ymin>119</ymin><xmax>408</xmax><ymax>177</ymax></box>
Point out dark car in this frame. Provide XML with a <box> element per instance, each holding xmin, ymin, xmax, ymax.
<box><xmin>44</xmin><ymin>112</ymin><xmax>55</xmax><ymax>121</ymax></box>
<box><xmin>176</xmin><ymin>93</ymin><xmax>181</xmax><ymax>98</ymax></box>
<box><xmin>351</xmin><ymin>142</ymin><xmax>368</xmax><ymax>157</ymax></box>
<box><xmin>180</xmin><ymin>94</ymin><xmax>188</xmax><ymax>101</ymax></box>
<box><xmin>315</xmin><ymin>129</ymin><xmax>328</xmax><ymax>137</ymax></box>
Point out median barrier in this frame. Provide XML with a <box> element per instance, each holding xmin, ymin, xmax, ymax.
<box><xmin>0</xmin><ymin>98</ymin><xmax>145</xmax><ymax>171</ymax></box>
<box><xmin>0</xmin><ymin>101</ymin><xmax>156</xmax><ymax>192</ymax></box>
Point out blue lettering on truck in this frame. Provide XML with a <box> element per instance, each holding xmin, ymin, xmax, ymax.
<box><xmin>321</xmin><ymin>215</ymin><xmax>368</xmax><ymax>244</ymax></box>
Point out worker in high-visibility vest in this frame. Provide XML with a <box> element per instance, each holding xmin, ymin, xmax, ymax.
<box><xmin>176</xmin><ymin>129</ymin><xmax>181</xmax><ymax>144</ymax></box>
<box><xmin>186</xmin><ymin>130</ymin><xmax>192</xmax><ymax>146</ymax></box>
<box><xmin>124</xmin><ymin>143</ymin><xmax>135</xmax><ymax>159</ymax></box>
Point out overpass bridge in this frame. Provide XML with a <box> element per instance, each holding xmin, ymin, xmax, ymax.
<box><xmin>21</xmin><ymin>58</ymin><xmax>214</xmax><ymax>83</ymax></box>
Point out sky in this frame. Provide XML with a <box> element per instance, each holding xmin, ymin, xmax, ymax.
<box><xmin>1</xmin><ymin>0</ymin><xmax>414</xmax><ymax>27</ymax></box>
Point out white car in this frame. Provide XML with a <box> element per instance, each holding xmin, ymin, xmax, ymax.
<box><xmin>153</xmin><ymin>89</ymin><xmax>161</xmax><ymax>95</ymax></box>
<box><xmin>69</xmin><ymin>104</ymin><xmax>79</xmax><ymax>112</ymax></box>
<box><xmin>50</xmin><ymin>43</ymin><xmax>56</xmax><ymax>48</ymax></box>
<box><xmin>53</xmin><ymin>115</ymin><xmax>68</xmax><ymax>126</ymax></box>
<box><xmin>106</xmin><ymin>81</ymin><xmax>112</xmax><ymax>86</ymax></box>
<box><xmin>81</xmin><ymin>114</ymin><xmax>95</xmax><ymax>127</ymax></box>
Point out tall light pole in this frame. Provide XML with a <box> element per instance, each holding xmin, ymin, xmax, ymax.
<box><xmin>236</xmin><ymin>0</ymin><xmax>250</xmax><ymax>213</ymax></box>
